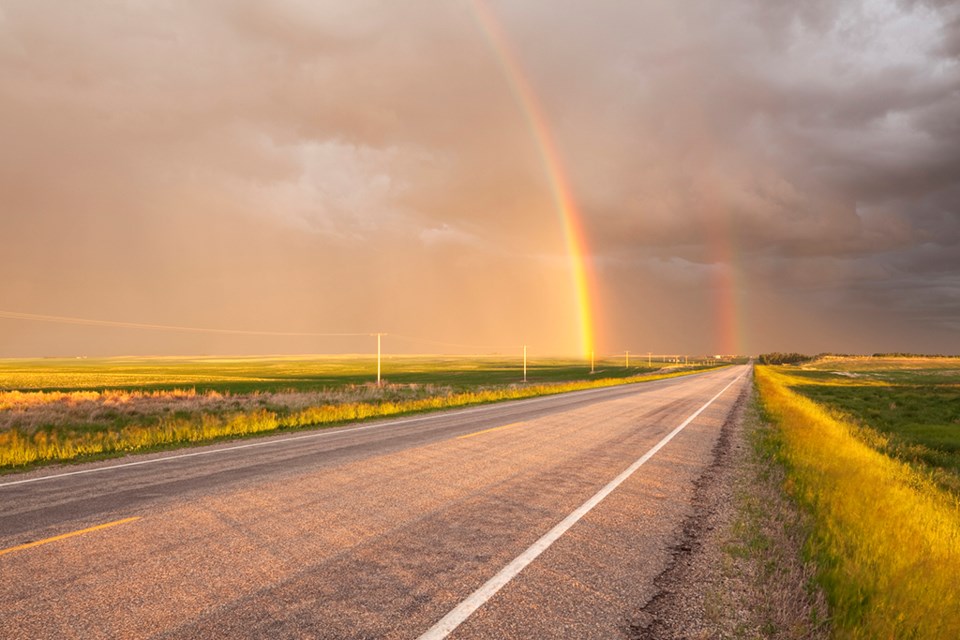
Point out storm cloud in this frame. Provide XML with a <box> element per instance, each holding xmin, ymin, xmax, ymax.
<box><xmin>1</xmin><ymin>0</ymin><xmax>957</xmax><ymax>356</ymax></box>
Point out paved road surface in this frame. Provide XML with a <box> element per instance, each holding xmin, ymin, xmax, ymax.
<box><xmin>1</xmin><ymin>365</ymin><xmax>749</xmax><ymax>639</ymax></box>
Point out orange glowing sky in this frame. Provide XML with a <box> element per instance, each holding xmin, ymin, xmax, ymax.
<box><xmin>1</xmin><ymin>1</ymin><xmax>958</xmax><ymax>357</ymax></box>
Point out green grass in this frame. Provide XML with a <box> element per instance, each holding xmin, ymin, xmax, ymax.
<box><xmin>777</xmin><ymin>356</ymin><xmax>960</xmax><ymax>495</ymax></box>
<box><xmin>0</xmin><ymin>354</ymin><xmax>673</xmax><ymax>393</ymax></box>
<box><xmin>754</xmin><ymin>365</ymin><xmax>960</xmax><ymax>638</ymax></box>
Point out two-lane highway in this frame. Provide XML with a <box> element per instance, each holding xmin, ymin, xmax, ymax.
<box><xmin>1</xmin><ymin>365</ymin><xmax>749</xmax><ymax>639</ymax></box>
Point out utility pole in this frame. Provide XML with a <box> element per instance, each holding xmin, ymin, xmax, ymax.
<box><xmin>523</xmin><ymin>345</ymin><xmax>527</xmax><ymax>383</ymax></box>
<box><xmin>374</xmin><ymin>333</ymin><xmax>385</xmax><ymax>386</ymax></box>
<box><xmin>648</xmin><ymin>351</ymin><xmax>652</xmax><ymax>366</ymax></box>
<box><xmin>625</xmin><ymin>350</ymin><xmax>630</xmax><ymax>368</ymax></box>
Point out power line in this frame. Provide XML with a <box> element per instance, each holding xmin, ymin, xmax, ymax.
<box><xmin>0</xmin><ymin>310</ymin><xmax>371</xmax><ymax>338</ymax></box>
<box><xmin>0</xmin><ymin>310</ymin><xmax>527</xmax><ymax>354</ymax></box>
<box><xmin>0</xmin><ymin>309</ymin><xmax>594</xmax><ymax>386</ymax></box>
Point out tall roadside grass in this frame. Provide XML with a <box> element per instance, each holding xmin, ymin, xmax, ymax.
<box><xmin>755</xmin><ymin>366</ymin><xmax>960</xmax><ymax>638</ymax></box>
<box><xmin>0</xmin><ymin>368</ymin><xmax>712</xmax><ymax>470</ymax></box>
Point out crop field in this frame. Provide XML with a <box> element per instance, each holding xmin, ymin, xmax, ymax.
<box><xmin>0</xmin><ymin>355</ymin><xmax>719</xmax><ymax>471</ymax></box>
<box><xmin>755</xmin><ymin>357</ymin><xmax>960</xmax><ymax>639</ymax></box>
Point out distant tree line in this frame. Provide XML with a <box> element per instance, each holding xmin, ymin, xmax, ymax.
<box><xmin>757</xmin><ymin>352</ymin><xmax>813</xmax><ymax>365</ymax></box>
<box><xmin>871</xmin><ymin>352</ymin><xmax>955</xmax><ymax>358</ymax></box>
<box><xmin>757</xmin><ymin>352</ymin><xmax>957</xmax><ymax>364</ymax></box>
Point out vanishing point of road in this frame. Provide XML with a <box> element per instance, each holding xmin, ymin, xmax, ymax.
<box><xmin>1</xmin><ymin>365</ymin><xmax>750</xmax><ymax>639</ymax></box>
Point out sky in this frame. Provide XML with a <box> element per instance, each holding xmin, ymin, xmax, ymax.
<box><xmin>1</xmin><ymin>0</ymin><xmax>958</xmax><ymax>358</ymax></box>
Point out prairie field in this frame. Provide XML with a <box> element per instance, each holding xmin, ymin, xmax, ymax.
<box><xmin>755</xmin><ymin>357</ymin><xmax>960</xmax><ymax>638</ymax></box>
<box><xmin>0</xmin><ymin>354</ymin><xmax>652</xmax><ymax>393</ymax></box>
<box><xmin>0</xmin><ymin>355</ymin><xmax>718</xmax><ymax>471</ymax></box>
<box><xmin>792</xmin><ymin>356</ymin><xmax>960</xmax><ymax>494</ymax></box>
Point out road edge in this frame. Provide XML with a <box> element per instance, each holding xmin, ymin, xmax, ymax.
<box><xmin>628</xmin><ymin>368</ymin><xmax>830</xmax><ymax>639</ymax></box>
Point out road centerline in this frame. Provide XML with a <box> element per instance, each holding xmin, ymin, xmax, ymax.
<box><xmin>457</xmin><ymin>422</ymin><xmax>525</xmax><ymax>440</ymax></box>
<box><xmin>417</xmin><ymin>371</ymin><xmax>745</xmax><ymax>640</ymax></box>
<box><xmin>0</xmin><ymin>516</ymin><xmax>141</xmax><ymax>557</ymax></box>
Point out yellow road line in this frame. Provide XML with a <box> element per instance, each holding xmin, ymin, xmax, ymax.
<box><xmin>0</xmin><ymin>516</ymin><xmax>141</xmax><ymax>557</ymax></box>
<box><xmin>458</xmin><ymin>422</ymin><xmax>525</xmax><ymax>440</ymax></box>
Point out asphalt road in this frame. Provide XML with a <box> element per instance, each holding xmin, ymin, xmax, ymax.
<box><xmin>1</xmin><ymin>365</ymin><xmax>749</xmax><ymax>639</ymax></box>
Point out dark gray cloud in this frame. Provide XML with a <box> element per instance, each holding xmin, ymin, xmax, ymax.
<box><xmin>516</xmin><ymin>0</ymin><xmax>960</xmax><ymax>351</ymax></box>
<box><xmin>0</xmin><ymin>0</ymin><xmax>957</xmax><ymax>356</ymax></box>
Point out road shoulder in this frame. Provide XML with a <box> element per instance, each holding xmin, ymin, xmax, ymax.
<box><xmin>631</xmin><ymin>375</ymin><xmax>830</xmax><ymax>639</ymax></box>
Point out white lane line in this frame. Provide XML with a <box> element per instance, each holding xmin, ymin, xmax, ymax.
<box><xmin>0</xmin><ymin>370</ymin><xmax>729</xmax><ymax>489</ymax></box>
<box><xmin>417</xmin><ymin>370</ymin><xmax>746</xmax><ymax>640</ymax></box>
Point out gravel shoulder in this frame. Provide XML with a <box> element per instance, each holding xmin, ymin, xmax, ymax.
<box><xmin>631</xmin><ymin>372</ymin><xmax>830</xmax><ymax>639</ymax></box>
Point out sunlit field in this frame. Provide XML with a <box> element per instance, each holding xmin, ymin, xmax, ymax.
<box><xmin>755</xmin><ymin>358</ymin><xmax>960</xmax><ymax>638</ymax></box>
<box><xmin>792</xmin><ymin>356</ymin><xmax>960</xmax><ymax>495</ymax></box>
<box><xmin>0</xmin><ymin>355</ymin><xmax>723</xmax><ymax>471</ymax></box>
<box><xmin>0</xmin><ymin>354</ymin><xmax>717</xmax><ymax>392</ymax></box>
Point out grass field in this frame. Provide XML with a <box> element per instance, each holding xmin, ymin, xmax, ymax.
<box><xmin>755</xmin><ymin>357</ymin><xmax>960</xmax><ymax>638</ymax></box>
<box><xmin>0</xmin><ymin>354</ymin><xmax>686</xmax><ymax>393</ymax></box>
<box><xmin>787</xmin><ymin>356</ymin><xmax>960</xmax><ymax>495</ymax></box>
<box><xmin>0</xmin><ymin>355</ymin><xmax>721</xmax><ymax>471</ymax></box>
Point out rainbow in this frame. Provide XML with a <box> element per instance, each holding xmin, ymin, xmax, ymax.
<box><xmin>469</xmin><ymin>1</ymin><xmax>596</xmax><ymax>358</ymax></box>
<box><xmin>702</xmin><ymin>198</ymin><xmax>744</xmax><ymax>356</ymax></box>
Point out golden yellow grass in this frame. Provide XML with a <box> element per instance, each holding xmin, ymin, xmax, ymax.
<box><xmin>0</xmin><ymin>388</ymin><xmax>198</xmax><ymax>411</ymax></box>
<box><xmin>0</xmin><ymin>369</ymin><xmax>706</xmax><ymax>469</ymax></box>
<box><xmin>754</xmin><ymin>366</ymin><xmax>960</xmax><ymax>638</ymax></box>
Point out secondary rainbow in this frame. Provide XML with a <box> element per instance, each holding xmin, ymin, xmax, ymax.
<box><xmin>708</xmin><ymin>226</ymin><xmax>743</xmax><ymax>356</ymax></box>
<box><xmin>699</xmin><ymin>183</ymin><xmax>744</xmax><ymax>356</ymax></box>
<box><xmin>469</xmin><ymin>0</ymin><xmax>596</xmax><ymax>358</ymax></box>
